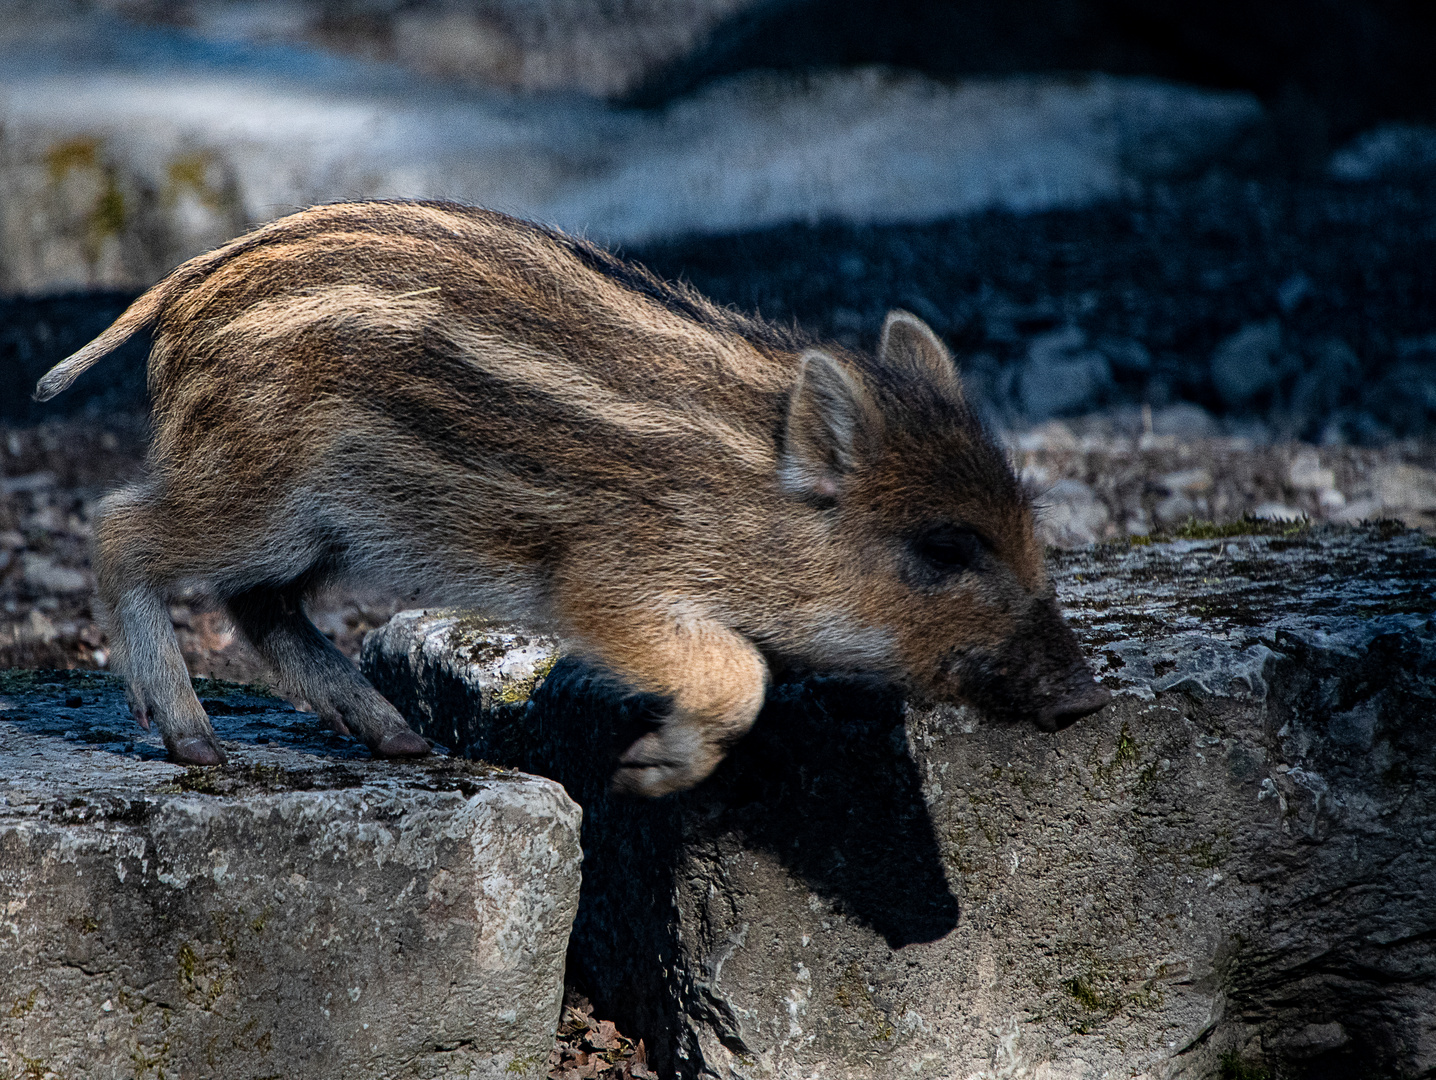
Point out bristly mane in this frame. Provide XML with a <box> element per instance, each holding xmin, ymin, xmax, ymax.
<box><xmin>541</xmin><ymin>224</ymin><xmax>815</xmax><ymax>357</ymax></box>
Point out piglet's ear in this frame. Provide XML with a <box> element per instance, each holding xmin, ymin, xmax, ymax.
<box><xmin>780</xmin><ymin>349</ymin><xmax>877</xmax><ymax>502</ymax></box>
<box><xmin>878</xmin><ymin>310</ymin><xmax>962</xmax><ymax>400</ymax></box>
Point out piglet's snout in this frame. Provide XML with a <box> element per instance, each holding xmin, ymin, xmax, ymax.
<box><xmin>1033</xmin><ymin>681</ymin><xmax>1111</xmax><ymax>732</ymax></box>
<box><xmin>1010</xmin><ymin>598</ymin><xmax>1111</xmax><ymax>732</ymax></box>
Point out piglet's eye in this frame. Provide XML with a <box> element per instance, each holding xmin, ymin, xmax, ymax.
<box><xmin>912</xmin><ymin>525</ymin><xmax>984</xmax><ymax>572</ymax></box>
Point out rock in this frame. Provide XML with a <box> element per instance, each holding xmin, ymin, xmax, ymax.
<box><xmin>0</xmin><ymin>670</ymin><xmax>582</xmax><ymax>1080</ymax></box>
<box><xmin>1146</xmin><ymin>403</ymin><xmax>1220</xmax><ymax>442</ymax></box>
<box><xmin>1152</xmin><ymin>467</ymin><xmax>1213</xmax><ymax>527</ymax></box>
<box><xmin>73</xmin><ymin>0</ymin><xmax>759</xmax><ymax>99</ymax></box>
<box><xmin>1276</xmin><ymin>272</ymin><xmax>1313</xmax><ymax>314</ymax></box>
<box><xmin>1014</xmin><ymin>419</ymin><xmax>1080</xmax><ymax>453</ymax></box>
<box><xmin>1371</xmin><ymin>462</ymin><xmax>1436</xmax><ymax>527</ymax></box>
<box><xmin>21</xmin><ymin>609</ymin><xmax>59</xmax><ymax>644</ymax></box>
<box><xmin>1364</xmin><ymin>361</ymin><xmax>1436</xmax><ymax>436</ymax></box>
<box><xmin>1210</xmin><ymin>320</ymin><xmax>1283</xmax><ymax>407</ymax></box>
<box><xmin>1287</xmin><ymin>448</ymin><xmax>1335</xmax><ymax>493</ymax></box>
<box><xmin>1035</xmin><ymin>477</ymin><xmax>1111</xmax><ymax>547</ymax></box>
<box><xmin>1096</xmin><ymin>335</ymin><xmax>1152</xmax><ymax>373</ymax></box>
<box><xmin>1287</xmin><ymin>339</ymin><xmax>1361</xmax><ymax>434</ymax></box>
<box><xmin>0</xmin><ymin>472</ymin><xmax>56</xmax><ymax>495</ymax></box>
<box><xmin>1018</xmin><ymin>327</ymin><xmax>1114</xmax><ymax>419</ymax></box>
<box><xmin>363</xmin><ymin>611</ymin><xmax>562</xmax><ymax>757</ymax></box>
<box><xmin>1317</xmin><ymin>487</ymin><xmax>1347</xmax><ymax>514</ymax></box>
<box><xmin>363</xmin><ymin>524</ymin><xmax>1436</xmax><ymax>1080</ymax></box>
<box><xmin>1329</xmin><ymin>123</ymin><xmax>1436</xmax><ymax>181</ymax></box>
<box><xmin>1332</xmin><ymin>495</ymin><xmax>1382</xmax><ymax>525</ymax></box>
<box><xmin>1158</xmin><ymin>467</ymin><xmax>1214</xmax><ymax>495</ymax></box>
<box><xmin>346</xmin><ymin>0</ymin><xmax>756</xmax><ymax>98</ymax></box>
<box><xmin>19</xmin><ymin>553</ymin><xmax>90</xmax><ymax>596</ymax></box>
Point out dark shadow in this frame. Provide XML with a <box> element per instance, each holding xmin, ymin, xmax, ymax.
<box><xmin>693</xmin><ymin>674</ymin><xmax>961</xmax><ymax>947</ymax></box>
<box><xmin>1</xmin><ymin>290</ymin><xmax>149</xmax><ymax>424</ymax></box>
<box><xmin>441</xmin><ymin>657</ymin><xmax>960</xmax><ymax>1077</ymax></box>
<box><xmin>2</xmin><ymin>667</ymin><xmax>375</xmax><ymax>763</ymax></box>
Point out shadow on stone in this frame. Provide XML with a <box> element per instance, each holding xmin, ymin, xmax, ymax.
<box><xmin>428</xmin><ymin>656</ymin><xmax>959</xmax><ymax>1074</ymax></box>
<box><xmin>694</xmin><ymin>675</ymin><xmax>960</xmax><ymax>949</ymax></box>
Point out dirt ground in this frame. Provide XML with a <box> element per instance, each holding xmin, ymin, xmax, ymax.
<box><xmin>0</xmin><ymin>418</ymin><xmax>397</xmax><ymax>683</ymax></box>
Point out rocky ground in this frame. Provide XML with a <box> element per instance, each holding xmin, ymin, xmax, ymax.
<box><xmin>3</xmin><ymin>172</ymin><xmax>1434</xmax><ymax>1072</ymax></box>
<box><xmin>637</xmin><ymin>171</ymin><xmax>1436</xmax><ymax>444</ymax></box>
<box><xmin>364</xmin><ymin>529</ymin><xmax>1436</xmax><ymax>1080</ymax></box>
<box><xmin>0</xmin><ymin>418</ymin><xmax>401</xmax><ymax>680</ymax></box>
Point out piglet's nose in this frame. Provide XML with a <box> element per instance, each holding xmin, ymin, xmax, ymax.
<box><xmin>1035</xmin><ymin>683</ymin><xmax>1111</xmax><ymax>732</ymax></box>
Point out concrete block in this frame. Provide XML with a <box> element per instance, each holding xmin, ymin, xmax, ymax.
<box><xmin>0</xmin><ymin>672</ymin><xmax>582</xmax><ymax>1080</ymax></box>
<box><xmin>364</xmin><ymin>524</ymin><xmax>1436</xmax><ymax>1079</ymax></box>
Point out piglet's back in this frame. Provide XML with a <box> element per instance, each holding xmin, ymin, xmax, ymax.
<box><xmin>150</xmin><ymin>202</ymin><xmax>803</xmax><ymax>466</ymax></box>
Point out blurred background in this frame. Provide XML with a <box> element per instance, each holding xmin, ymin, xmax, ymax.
<box><xmin>1</xmin><ymin>0</ymin><xmax>1435</xmax><ymax>673</ymax></box>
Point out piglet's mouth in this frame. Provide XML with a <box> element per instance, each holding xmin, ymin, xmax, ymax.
<box><xmin>937</xmin><ymin>649</ymin><xmax>1111</xmax><ymax>731</ymax></box>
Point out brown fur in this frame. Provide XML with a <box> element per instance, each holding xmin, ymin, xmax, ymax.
<box><xmin>37</xmin><ymin>200</ymin><xmax>1107</xmax><ymax>791</ymax></box>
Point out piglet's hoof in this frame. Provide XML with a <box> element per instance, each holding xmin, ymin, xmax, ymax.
<box><xmin>611</xmin><ymin>762</ymin><xmax>684</xmax><ymax>799</ymax></box>
<box><xmin>611</xmin><ymin>731</ymin><xmax>711</xmax><ymax>798</ymax></box>
<box><xmin>374</xmin><ymin>730</ymin><xmax>431</xmax><ymax>759</ymax></box>
<box><xmin>169</xmin><ymin>736</ymin><xmax>228</xmax><ymax>767</ymax></box>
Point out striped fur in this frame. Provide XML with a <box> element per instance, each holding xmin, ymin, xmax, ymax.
<box><xmin>39</xmin><ymin>200</ymin><xmax>1106</xmax><ymax>789</ymax></box>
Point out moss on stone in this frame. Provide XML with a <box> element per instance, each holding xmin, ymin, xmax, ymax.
<box><xmin>495</xmin><ymin>654</ymin><xmax>558</xmax><ymax>706</ymax></box>
<box><xmin>1064</xmin><ymin>975</ymin><xmax>1103</xmax><ymax>1012</ymax></box>
<box><xmin>191</xmin><ymin>676</ymin><xmax>279</xmax><ymax>701</ymax></box>
<box><xmin>176</xmin><ymin>941</ymin><xmax>200</xmax><ymax>984</ymax></box>
<box><xmin>833</xmin><ymin>963</ymin><xmax>895</xmax><ymax>1041</ymax></box>
<box><xmin>1114</xmin><ymin>723</ymin><xmax>1139</xmax><ymax>767</ymax></box>
<box><xmin>91</xmin><ymin>171</ymin><xmax>126</xmax><ymax>239</ymax></box>
<box><xmin>8</xmin><ymin>987</ymin><xmax>39</xmax><ymax>1019</ymax></box>
<box><xmin>44</xmin><ymin>136</ymin><xmax>100</xmax><ymax>181</ymax></box>
<box><xmin>1140</xmin><ymin>516</ymin><xmax>1312</xmax><ymax>544</ymax></box>
<box><xmin>165</xmin><ymin>150</ymin><xmax>233</xmax><ymax>213</ymax></box>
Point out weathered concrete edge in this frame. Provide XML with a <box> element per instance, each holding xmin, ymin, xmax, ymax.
<box><xmin>0</xmin><ymin>698</ymin><xmax>586</xmax><ymax>1080</ymax></box>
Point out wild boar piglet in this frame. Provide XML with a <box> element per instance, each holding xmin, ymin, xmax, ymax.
<box><xmin>37</xmin><ymin>200</ymin><xmax>1109</xmax><ymax>794</ymax></box>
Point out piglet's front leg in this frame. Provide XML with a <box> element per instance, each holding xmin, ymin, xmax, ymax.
<box><xmin>572</xmin><ymin>606</ymin><xmax>770</xmax><ymax>797</ymax></box>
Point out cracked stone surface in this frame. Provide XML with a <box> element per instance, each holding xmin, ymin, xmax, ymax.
<box><xmin>363</xmin><ymin>524</ymin><xmax>1436</xmax><ymax>1079</ymax></box>
<box><xmin>0</xmin><ymin>671</ymin><xmax>582</xmax><ymax>1080</ymax></box>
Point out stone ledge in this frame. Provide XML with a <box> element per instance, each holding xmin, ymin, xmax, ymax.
<box><xmin>0</xmin><ymin>670</ymin><xmax>582</xmax><ymax>1080</ymax></box>
<box><xmin>362</xmin><ymin>524</ymin><xmax>1436</xmax><ymax>1080</ymax></box>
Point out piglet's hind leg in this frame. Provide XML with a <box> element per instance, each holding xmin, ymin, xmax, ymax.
<box><xmin>225</xmin><ymin>584</ymin><xmax>429</xmax><ymax>758</ymax></box>
<box><xmin>95</xmin><ymin>491</ymin><xmax>227</xmax><ymax>765</ymax></box>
